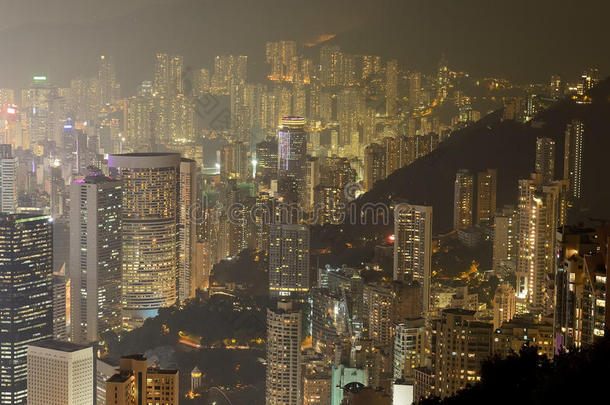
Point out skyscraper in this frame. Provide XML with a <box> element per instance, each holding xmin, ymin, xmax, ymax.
<box><xmin>52</xmin><ymin>271</ymin><xmax>69</xmax><ymax>342</ymax></box>
<box><xmin>153</xmin><ymin>53</ymin><xmax>169</xmax><ymax>97</ymax></box>
<box><xmin>386</xmin><ymin>59</ymin><xmax>398</xmax><ymax>117</ymax></box>
<box><xmin>554</xmin><ymin>226</ymin><xmax>606</xmax><ymax>348</ymax></box>
<box><xmin>266</xmin><ymin>41</ymin><xmax>297</xmax><ymax>82</ymax></box>
<box><xmin>364</xmin><ymin>143</ymin><xmax>386</xmax><ymax>192</ymax></box>
<box><xmin>0</xmin><ymin>144</ymin><xmax>16</xmax><ymax>213</ymax></box>
<box><xmin>453</xmin><ymin>169</ymin><xmax>474</xmax><ymax>230</ymax></box>
<box><xmin>492</xmin><ymin>205</ymin><xmax>518</xmax><ymax>272</ymax></box>
<box><xmin>69</xmin><ymin>174</ymin><xmax>122</xmax><ymax>343</ymax></box>
<box><xmin>393</xmin><ymin>204</ymin><xmax>433</xmax><ymax>312</ymax></box>
<box><xmin>27</xmin><ymin>341</ymin><xmax>94</xmax><ymax>405</ymax></box>
<box><xmin>178</xmin><ymin>158</ymin><xmax>197</xmax><ymax>302</ymax></box>
<box><xmin>535</xmin><ymin>137</ymin><xmax>556</xmax><ymax>184</ymax></box>
<box><xmin>277</xmin><ymin>116</ymin><xmax>307</xmax><ymax>204</ymax></box>
<box><xmin>0</xmin><ymin>214</ymin><xmax>53</xmax><ymax>405</ymax></box>
<box><xmin>433</xmin><ymin>309</ymin><xmax>492</xmax><ymax>398</ymax></box>
<box><xmin>564</xmin><ymin>120</ymin><xmax>584</xmax><ymax>201</ymax></box>
<box><xmin>393</xmin><ymin>318</ymin><xmax>426</xmax><ymax>382</ymax></box>
<box><xmin>476</xmin><ymin>169</ymin><xmax>497</xmax><ymax>226</ymax></box>
<box><xmin>266</xmin><ymin>301</ymin><xmax>302</xmax><ymax>405</ymax></box>
<box><xmin>98</xmin><ymin>55</ymin><xmax>119</xmax><ymax>106</ymax></box>
<box><xmin>516</xmin><ymin>173</ymin><xmax>565</xmax><ymax>312</ymax></box>
<box><xmin>168</xmin><ymin>55</ymin><xmax>183</xmax><ymax>97</ymax></box>
<box><xmin>108</xmin><ymin>153</ymin><xmax>180</xmax><ymax>329</ymax></box>
<box><xmin>269</xmin><ymin>224</ymin><xmax>310</xmax><ymax>297</ymax></box>
<box><xmin>320</xmin><ymin>45</ymin><xmax>342</xmax><ymax>87</ymax></box>
<box><xmin>492</xmin><ymin>282</ymin><xmax>516</xmax><ymax>329</ymax></box>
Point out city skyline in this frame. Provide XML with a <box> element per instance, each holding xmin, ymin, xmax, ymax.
<box><xmin>1</xmin><ymin>2</ymin><xmax>610</xmax><ymax>404</ymax></box>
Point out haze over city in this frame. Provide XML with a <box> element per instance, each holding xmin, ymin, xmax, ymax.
<box><xmin>0</xmin><ymin>1</ymin><xmax>609</xmax><ymax>405</ymax></box>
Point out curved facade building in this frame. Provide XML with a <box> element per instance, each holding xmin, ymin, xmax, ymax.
<box><xmin>108</xmin><ymin>153</ymin><xmax>180</xmax><ymax>329</ymax></box>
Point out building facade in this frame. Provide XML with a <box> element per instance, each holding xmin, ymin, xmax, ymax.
<box><xmin>0</xmin><ymin>214</ymin><xmax>53</xmax><ymax>405</ymax></box>
<box><xmin>69</xmin><ymin>174</ymin><xmax>122</xmax><ymax>343</ymax></box>
<box><xmin>27</xmin><ymin>341</ymin><xmax>94</xmax><ymax>405</ymax></box>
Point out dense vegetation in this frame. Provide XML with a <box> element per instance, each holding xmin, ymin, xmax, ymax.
<box><xmin>422</xmin><ymin>336</ymin><xmax>610</xmax><ymax>405</ymax></box>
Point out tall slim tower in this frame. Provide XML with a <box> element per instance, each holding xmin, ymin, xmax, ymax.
<box><xmin>535</xmin><ymin>137</ymin><xmax>556</xmax><ymax>184</ymax></box>
<box><xmin>266</xmin><ymin>301</ymin><xmax>302</xmax><ymax>405</ymax></box>
<box><xmin>0</xmin><ymin>214</ymin><xmax>53</xmax><ymax>405</ymax></box>
<box><xmin>476</xmin><ymin>169</ymin><xmax>497</xmax><ymax>226</ymax></box>
<box><xmin>277</xmin><ymin>116</ymin><xmax>307</xmax><ymax>204</ymax></box>
<box><xmin>69</xmin><ymin>174</ymin><xmax>122</xmax><ymax>343</ymax></box>
<box><xmin>269</xmin><ymin>224</ymin><xmax>310</xmax><ymax>297</ymax></box>
<box><xmin>564</xmin><ymin>120</ymin><xmax>584</xmax><ymax>200</ymax></box>
<box><xmin>153</xmin><ymin>53</ymin><xmax>169</xmax><ymax>97</ymax></box>
<box><xmin>516</xmin><ymin>173</ymin><xmax>565</xmax><ymax>312</ymax></box>
<box><xmin>0</xmin><ymin>144</ymin><xmax>16</xmax><ymax>213</ymax></box>
<box><xmin>98</xmin><ymin>55</ymin><xmax>118</xmax><ymax>106</ymax></box>
<box><xmin>168</xmin><ymin>55</ymin><xmax>184</xmax><ymax>97</ymax></box>
<box><xmin>108</xmin><ymin>153</ymin><xmax>180</xmax><ymax>329</ymax></box>
<box><xmin>393</xmin><ymin>204</ymin><xmax>433</xmax><ymax>312</ymax></box>
<box><xmin>363</xmin><ymin>143</ymin><xmax>386</xmax><ymax>192</ymax></box>
<box><xmin>178</xmin><ymin>158</ymin><xmax>197</xmax><ymax>302</ymax></box>
<box><xmin>386</xmin><ymin>59</ymin><xmax>398</xmax><ymax>117</ymax></box>
<box><xmin>453</xmin><ymin>169</ymin><xmax>474</xmax><ymax>230</ymax></box>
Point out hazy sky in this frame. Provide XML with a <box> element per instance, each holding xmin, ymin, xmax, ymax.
<box><xmin>1</xmin><ymin>0</ymin><xmax>608</xmax><ymax>90</ymax></box>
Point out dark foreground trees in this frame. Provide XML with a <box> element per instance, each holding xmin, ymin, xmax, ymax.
<box><xmin>422</xmin><ymin>336</ymin><xmax>610</xmax><ymax>405</ymax></box>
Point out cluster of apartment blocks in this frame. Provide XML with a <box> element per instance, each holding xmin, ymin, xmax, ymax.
<box><xmin>25</xmin><ymin>340</ymin><xmax>178</xmax><ymax>405</ymax></box>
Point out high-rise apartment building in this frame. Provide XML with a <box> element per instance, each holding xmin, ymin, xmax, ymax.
<box><xmin>108</xmin><ymin>153</ymin><xmax>180</xmax><ymax>329</ymax></box>
<box><xmin>266</xmin><ymin>41</ymin><xmax>298</xmax><ymax>82</ymax></box>
<box><xmin>255</xmin><ymin>137</ymin><xmax>278</xmax><ymax>183</ymax></box>
<box><xmin>492</xmin><ymin>205</ymin><xmax>518</xmax><ymax>272</ymax></box>
<box><xmin>492</xmin><ymin>282</ymin><xmax>516</xmax><ymax>329</ymax></box>
<box><xmin>364</xmin><ymin>143</ymin><xmax>386</xmax><ymax>192</ymax></box>
<box><xmin>516</xmin><ymin>173</ymin><xmax>566</xmax><ymax>312</ymax></box>
<box><xmin>393</xmin><ymin>204</ymin><xmax>432</xmax><ymax>312</ymax></box>
<box><xmin>554</xmin><ymin>226</ymin><xmax>608</xmax><ymax>349</ymax></box>
<box><xmin>0</xmin><ymin>214</ymin><xmax>53</xmax><ymax>405</ymax></box>
<box><xmin>220</xmin><ymin>141</ymin><xmax>249</xmax><ymax>181</ymax></box>
<box><xmin>266</xmin><ymin>301</ymin><xmax>302</xmax><ymax>405</ymax></box>
<box><xmin>492</xmin><ymin>316</ymin><xmax>554</xmax><ymax>359</ymax></box>
<box><xmin>269</xmin><ymin>224</ymin><xmax>310</xmax><ymax>297</ymax></box>
<box><xmin>476</xmin><ymin>169</ymin><xmax>497</xmax><ymax>226</ymax></box>
<box><xmin>0</xmin><ymin>145</ymin><xmax>16</xmax><ymax>213</ymax></box>
<box><xmin>168</xmin><ymin>55</ymin><xmax>183</xmax><ymax>97</ymax></box>
<box><xmin>364</xmin><ymin>283</ymin><xmax>394</xmax><ymax>348</ymax></box>
<box><xmin>98</xmin><ymin>55</ymin><xmax>119</xmax><ymax>106</ymax></box>
<box><xmin>433</xmin><ymin>309</ymin><xmax>492</xmax><ymax>398</ymax></box>
<box><xmin>453</xmin><ymin>169</ymin><xmax>474</xmax><ymax>230</ymax></box>
<box><xmin>564</xmin><ymin>120</ymin><xmax>584</xmax><ymax>201</ymax></box>
<box><xmin>393</xmin><ymin>318</ymin><xmax>426</xmax><ymax>382</ymax></box>
<box><xmin>535</xmin><ymin>137</ymin><xmax>556</xmax><ymax>184</ymax></box>
<box><xmin>320</xmin><ymin>45</ymin><xmax>343</xmax><ymax>87</ymax></box>
<box><xmin>69</xmin><ymin>174</ymin><xmax>122</xmax><ymax>343</ymax></box>
<box><xmin>27</xmin><ymin>341</ymin><xmax>94</xmax><ymax>405</ymax></box>
<box><xmin>277</xmin><ymin>116</ymin><xmax>307</xmax><ymax>204</ymax></box>
<box><xmin>153</xmin><ymin>53</ymin><xmax>169</xmax><ymax>97</ymax></box>
<box><xmin>106</xmin><ymin>355</ymin><xmax>179</xmax><ymax>405</ymax></box>
<box><xmin>386</xmin><ymin>60</ymin><xmax>398</xmax><ymax>117</ymax></box>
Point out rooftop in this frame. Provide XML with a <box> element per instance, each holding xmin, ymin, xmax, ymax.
<box><xmin>29</xmin><ymin>340</ymin><xmax>91</xmax><ymax>353</ymax></box>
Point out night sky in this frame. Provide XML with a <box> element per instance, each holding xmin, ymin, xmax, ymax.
<box><xmin>0</xmin><ymin>0</ymin><xmax>608</xmax><ymax>90</ymax></box>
